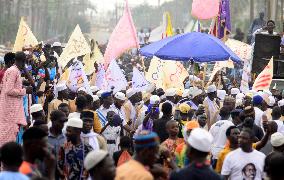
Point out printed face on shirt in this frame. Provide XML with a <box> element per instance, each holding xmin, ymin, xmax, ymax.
<box><xmin>242</xmin><ymin>163</ymin><xmax>256</xmax><ymax>180</ymax></box>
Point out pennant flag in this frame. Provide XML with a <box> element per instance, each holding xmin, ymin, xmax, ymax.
<box><xmin>191</xmin><ymin>0</ymin><xmax>219</xmax><ymax>20</ymax></box>
<box><xmin>105</xmin><ymin>60</ymin><xmax>128</xmax><ymax>93</ymax></box>
<box><xmin>252</xmin><ymin>57</ymin><xmax>274</xmax><ymax>91</ymax></box>
<box><xmin>104</xmin><ymin>0</ymin><xmax>139</xmax><ymax>69</ymax></box>
<box><xmin>67</xmin><ymin>60</ymin><xmax>92</xmax><ymax>94</ymax></box>
<box><xmin>162</xmin><ymin>12</ymin><xmax>173</xmax><ymax>38</ymax></box>
<box><xmin>146</xmin><ymin>57</ymin><xmax>165</xmax><ymax>89</ymax></box>
<box><xmin>95</xmin><ymin>64</ymin><xmax>107</xmax><ymax>90</ymax></box>
<box><xmin>225</xmin><ymin>39</ymin><xmax>252</xmax><ymax>62</ymax></box>
<box><xmin>149</xmin><ymin>25</ymin><xmax>163</xmax><ymax>42</ymax></box>
<box><xmin>13</xmin><ymin>17</ymin><xmax>38</xmax><ymax>52</ymax></box>
<box><xmin>58</xmin><ymin>25</ymin><xmax>91</xmax><ymax>68</ymax></box>
<box><xmin>132</xmin><ymin>67</ymin><xmax>150</xmax><ymax>91</ymax></box>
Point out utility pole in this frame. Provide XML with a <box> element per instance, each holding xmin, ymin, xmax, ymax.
<box><xmin>250</xmin><ymin>0</ymin><xmax>254</xmax><ymax>24</ymax></box>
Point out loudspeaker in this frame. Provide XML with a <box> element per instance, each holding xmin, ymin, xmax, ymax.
<box><xmin>252</xmin><ymin>33</ymin><xmax>281</xmax><ymax>75</ymax></box>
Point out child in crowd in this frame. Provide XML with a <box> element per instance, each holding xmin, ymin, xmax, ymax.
<box><xmin>113</xmin><ymin>136</ymin><xmax>133</xmax><ymax>166</ymax></box>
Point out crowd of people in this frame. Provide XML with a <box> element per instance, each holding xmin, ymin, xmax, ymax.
<box><xmin>0</xmin><ymin>40</ymin><xmax>284</xmax><ymax>180</ymax></box>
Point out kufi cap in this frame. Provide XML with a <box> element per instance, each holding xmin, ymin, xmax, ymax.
<box><xmin>66</xmin><ymin>118</ymin><xmax>83</xmax><ymax>128</ymax></box>
<box><xmin>235</xmin><ymin>99</ymin><xmax>243</xmax><ymax>107</ymax></box>
<box><xmin>134</xmin><ymin>131</ymin><xmax>159</xmax><ymax>149</ymax></box>
<box><xmin>179</xmin><ymin>103</ymin><xmax>191</xmax><ymax>114</ymax></box>
<box><xmin>126</xmin><ymin>88</ymin><xmax>136</xmax><ymax>98</ymax></box>
<box><xmin>271</xmin><ymin>132</ymin><xmax>284</xmax><ymax>147</ymax></box>
<box><xmin>165</xmin><ymin>88</ymin><xmax>176</xmax><ymax>97</ymax></box>
<box><xmin>187</xmin><ymin>128</ymin><xmax>213</xmax><ymax>152</ymax></box>
<box><xmin>77</xmin><ymin>87</ymin><xmax>87</xmax><ymax>93</ymax></box>
<box><xmin>80</xmin><ymin>111</ymin><xmax>94</xmax><ymax>120</ymax></box>
<box><xmin>236</xmin><ymin>93</ymin><xmax>245</xmax><ymax>100</ymax></box>
<box><xmin>101</xmin><ymin>92</ymin><xmax>112</xmax><ymax>99</ymax></box>
<box><xmin>96</xmin><ymin>90</ymin><xmax>105</xmax><ymax>98</ymax></box>
<box><xmin>114</xmin><ymin>92</ymin><xmax>126</xmax><ymax>101</ymax></box>
<box><xmin>253</xmin><ymin>95</ymin><xmax>263</xmax><ymax>105</ymax></box>
<box><xmin>150</xmin><ymin>95</ymin><xmax>160</xmax><ymax>105</ymax></box>
<box><xmin>30</xmin><ymin>104</ymin><xmax>43</xmax><ymax>114</ymax></box>
<box><xmin>278</xmin><ymin>99</ymin><xmax>284</xmax><ymax>107</ymax></box>
<box><xmin>231</xmin><ymin>88</ymin><xmax>240</xmax><ymax>95</ymax></box>
<box><xmin>189</xmin><ymin>87</ymin><xmax>202</xmax><ymax>99</ymax></box>
<box><xmin>217</xmin><ymin>90</ymin><xmax>226</xmax><ymax>100</ymax></box>
<box><xmin>182</xmin><ymin>89</ymin><xmax>190</xmax><ymax>98</ymax></box>
<box><xmin>84</xmin><ymin>150</ymin><xmax>108</xmax><ymax>171</ymax></box>
<box><xmin>56</xmin><ymin>83</ymin><xmax>67</xmax><ymax>92</ymax></box>
<box><xmin>92</xmin><ymin>95</ymin><xmax>99</xmax><ymax>101</ymax></box>
<box><xmin>52</xmin><ymin>42</ymin><xmax>62</xmax><ymax>47</ymax></box>
<box><xmin>90</xmin><ymin>86</ymin><xmax>99</xmax><ymax>93</ymax></box>
<box><xmin>207</xmin><ymin>85</ymin><xmax>217</xmax><ymax>93</ymax></box>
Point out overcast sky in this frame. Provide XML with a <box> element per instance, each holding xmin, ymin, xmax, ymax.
<box><xmin>91</xmin><ymin>0</ymin><xmax>173</xmax><ymax>12</ymax></box>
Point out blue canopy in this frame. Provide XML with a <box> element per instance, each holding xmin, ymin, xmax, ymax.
<box><xmin>140</xmin><ymin>32</ymin><xmax>241</xmax><ymax>63</ymax></box>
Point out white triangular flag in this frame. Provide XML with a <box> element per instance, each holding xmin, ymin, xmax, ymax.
<box><xmin>132</xmin><ymin>67</ymin><xmax>150</xmax><ymax>91</ymax></box>
<box><xmin>95</xmin><ymin>64</ymin><xmax>107</xmax><ymax>90</ymax></box>
<box><xmin>105</xmin><ymin>60</ymin><xmax>128</xmax><ymax>93</ymax></box>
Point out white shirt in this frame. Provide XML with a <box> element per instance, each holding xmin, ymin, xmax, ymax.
<box><xmin>221</xmin><ymin>148</ymin><xmax>265</xmax><ymax>180</ymax></box>
<box><xmin>254</xmin><ymin>107</ymin><xmax>264</xmax><ymax>127</ymax></box>
<box><xmin>274</xmin><ymin>119</ymin><xmax>284</xmax><ymax>134</ymax></box>
<box><xmin>209</xmin><ymin>119</ymin><xmax>234</xmax><ymax>159</ymax></box>
<box><xmin>98</xmin><ymin>104</ymin><xmax>127</xmax><ymax>126</ymax></box>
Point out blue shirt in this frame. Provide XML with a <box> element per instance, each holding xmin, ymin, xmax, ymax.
<box><xmin>0</xmin><ymin>171</ymin><xmax>29</xmax><ymax>180</ymax></box>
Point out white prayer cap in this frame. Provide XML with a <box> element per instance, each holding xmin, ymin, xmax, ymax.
<box><xmin>187</xmin><ymin>128</ymin><xmax>213</xmax><ymax>152</ymax></box>
<box><xmin>77</xmin><ymin>87</ymin><xmax>87</xmax><ymax>93</ymax></box>
<box><xmin>165</xmin><ymin>88</ymin><xmax>176</xmax><ymax>97</ymax></box>
<box><xmin>263</xmin><ymin>89</ymin><xmax>272</xmax><ymax>96</ymax></box>
<box><xmin>231</xmin><ymin>88</ymin><xmax>240</xmax><ymax>95</ymax></box>
<box><xmin>207</xmin><ymin>85</ymin><xmax>217</xmax><ymax>93</ymax></box>
<box><xmin>66</xmin><ymin>118</ymin><xmax>83</xmax><ymax>128</ymax></box>
<box><xmin>278</xmin><ymin>99</ymin><xmax>284</xmax><ymax>107</ymax></box>
<box><xmin>56</xmin><ymin>83</ymin><xmax>67</xmax><ymax>92</ymax></box>
<box><xmin>30</xmin><ymin>104</ymin><xmax>43</xmax><ymax>114</ymax></box>
<box><xmin>236</xmin><ymin>93</ymin><xmax>245</xmax><ymax>100</ymax></box>
<box><xmin>271</xmin><ymin>132</ymin><xmax>284</xmax><ymax>147</ymax></box>
<box><xmin>126</xmin><ymin>88</ymin><xmax>136</xmax><ymax>98</ymax></box>
<box><xmin>236</xmin><ymin>99</ymin><xmax>243</xmax><ymax>107</ymax></box>
<box><xmin>84</xmin><ymin>150</ymin><xmax>108</xmax><ymax>171</ymax></box>
<box><xmin>160</xmin><ymin>95</ymin><xmax>166</xmax><ymax>101</ymax></box>
<box><xmin>92</xmin><ymin>95</ymin><xmax>99</xmax><ymax>101</ymax></box>
<box><xmin>96</xmin><ymin>90</ymin><xmax>105</xmax><ymax>98</ymax></box>
<box><xmin>115</xmin><ymin>92</ymin><xmax>126</xmax><ymax>101</ymax></box>
<box><xmin>217</xmin><ymin>90</ymin><xmax>226</xmax><ymax>100</ymax></box>
<box><xmin>268</xmin><ymin>96</ymin><xmax>276</xmax><ymax>107</ymax></box>
<box><xmin>90</xmin><ymin>86</ymin><xmax>99</xmax><ymax>93</ymax></box>
<box><xmin>150</xmin><ymin>95</ymin><xmax>160</xmax><ymax>105</ymax></box>
<box><xmin>52</xmin><ymin>42</ymin><xmax>62</xmax><ymax>47</ymax></box>
<box><xmin>182</xmin><ymin>89</ymin><xmax>190</xmax><ymax>98</ymax></box>
<box><xmin>189</xmin><ymin>87</ymin><xmax>202</xmax><ymax>99</ymax></box>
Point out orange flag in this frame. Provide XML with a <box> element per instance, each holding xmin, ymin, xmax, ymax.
<box><xmin>104</xmin><ymin>0</ymin><xmax>139</xmax><ymax>69</ymax></box>
<box><xmin>253</xmin><ymin>57</ymin><xmax>274</xmax><ymax>91</ymax></box>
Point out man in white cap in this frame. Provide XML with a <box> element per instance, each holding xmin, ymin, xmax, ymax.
<box><xmin>90</xmin><ymin>86</ymin><xmax>100</xmax><ymax>95</ymax></box>
<box><xmin>84</xmin><ymin>150</ymin><xmax>116</xmax><ymax>180</ymax></box>
<box><xmin>52</xmin><ymin>42</ymin><xmax>63</xmax><ymax>57</ymax></box>
<box><xmin>30</xmin><ymin>104</ymin><xmax>46</xmax><ymax>125</ymax></box>
<box><xmin>48</xmin><ymin>83</ymin><xmax>69</xmax><ymax>120</ymax></box>
<box><xmin>221</xmin><ymin>129</ymin><xmax>265</xmax><ymax>180</ymax></box>
<box><xmin>58</xmin><ymin>117</ymin><xmax>93</xmax><ymax>180</ymax></box>
<box><xmin>170</xmin><ymin>128</ymin><xmax>221</xmax><ymax>180</ymax></box>
<box><xmin>123</xmin><ymin>88</ymin><xmax>139</xmax><ymax>127</ymax></box>
<box><xmin>188</xmin><ymin>87</ymin><xmax>203</xmax><ymax>110</ymax></box>
<box><xmin>165</xmin><ymin>88</ymin><xmax>177</xmax><ymax>108</ymax></box>
<box><xmin>230</xmin><ymin>88</ymin><xmax>240</xmax><ymax>98</ymax></box>
<box><xmin>203</xmin><ymin>85</ymin><xmax>219</xmax><ymax>129</ymax></box>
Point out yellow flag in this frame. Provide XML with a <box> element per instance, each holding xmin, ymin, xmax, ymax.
<box><xmin>162</xmin><ymin>12</ymin><xmax>173</xmax><ymax>38</ymax></box>
<box><xmin>163</xmin><ymin>61</ymin><xmax>189</xmax><ymax>90</ymax></box>
<box><xmin>13</xmin><ymin>17</ymin><xmax>38</xmax><ymax>52</ymax></box>
<box><xmin>83</xmin><ymin>42</ymin><xmax>104</xmax><ymax>75</ymax></box>
<box><xmin>58</xmin><ymin>25</ymin><xmax>91</xmax><ymax>68</ymax></box>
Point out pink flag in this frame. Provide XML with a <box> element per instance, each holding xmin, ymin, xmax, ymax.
<box><xmin>104</xmin><ymin>0</ymin><xmax>139</xmax><ymax>69</ymax></box>
<box><xmin>253</xmin><ymin>57</ymin><xmax>274</xmax><ymax>91</ymax></box>
<box><xmin>191</xmin><ymin>0</ymin><xmax>219</xmax><ymax>20</ymax></box>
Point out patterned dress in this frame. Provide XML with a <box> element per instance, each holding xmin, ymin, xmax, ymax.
<box><xmin>0</xmin><ymin>65</ymin><xmax>27</xmax><ymax>146</ymax></box>
<box><xmin>58</xmin><ymin>141</ymin><xmax>93</xmax><ymax>180</ymax></box>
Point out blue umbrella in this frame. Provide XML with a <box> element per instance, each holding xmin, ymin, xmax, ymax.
<box><xmin>140</xmin><ymin>32</ymin><xmax>241</xmax><ymax>63</ymax></box>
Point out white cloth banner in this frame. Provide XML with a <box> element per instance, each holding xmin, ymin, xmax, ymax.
<box><xmin>105</xmin><ymin>60</ymin><xmax>128</xmax><ymax>93</ymax></box>
<box><xmin>132</xmin><ymin>67</ymin><xmax>150</xmax><ymax>91</ymax></box>
<box><xmin>95</xmin><ymin>64</ymin><xmax>107</xmax><ymax>90</ymax></box>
